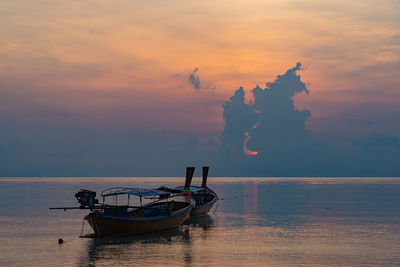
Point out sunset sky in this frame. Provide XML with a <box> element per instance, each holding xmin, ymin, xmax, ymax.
<box><xmin>1</xmin><ymin>0</ymin><xmax>399</xmax><ymax>176</ymax></box>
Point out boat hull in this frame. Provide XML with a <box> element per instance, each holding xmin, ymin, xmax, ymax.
<box><xmin>191</xmin><ymin>194</ymin><xmax>218</xmax><ymax>216</ymax></box>
<box><xmin>86</xmin><ymin>205</ymin><xmax>192</xmax><ymax>237</ymax></box>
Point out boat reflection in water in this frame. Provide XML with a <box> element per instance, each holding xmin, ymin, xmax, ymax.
<box><xmin>185</xmin><ymin>214</ymin><xmax>215</xmax><ymax>230</ymax></box>
<box><xmin>78</xmin><ymin>214</ymin><xmax>215</xmax><ymax>267</ymax></box>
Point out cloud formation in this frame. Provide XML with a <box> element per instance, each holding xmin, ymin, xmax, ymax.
<box><xmin>218</xmin><ymin>63</ymin><xmax>400</xmax><ymax>176</ymax></box>
<box><xmin>220</xmin><ymin>63</ymin><xmax>318</xmax><ymax>175</ymax></box>
<box><xmin>188</xmin><ymin>68</ymin><xmax>201</xmax><ymax>90</ymax></box>
<box><xmin>187</xmin><ymin>68</ymin><xmax>214</xmax><ymax>90</ymax></box>
<box><xmin>220</xmin><ymin>87</ymin><xmax>257</xmax><ymax>157</ymax></box>
<box><xmin>249</xmin><ymin>62</ymin><xmax>314</xmax><ymax>158</ymax></box>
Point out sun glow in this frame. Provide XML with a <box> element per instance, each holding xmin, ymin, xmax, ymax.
<box><xmin>243</xmin><ymin>131</ymin><xmax>258</xmax><ymax>156</ymax></box>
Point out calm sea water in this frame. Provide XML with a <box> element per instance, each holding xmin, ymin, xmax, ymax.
<box><xmin>1</xmin><ymin>177</ymin><xmax>400</xmax><ymax>266</ymax></box>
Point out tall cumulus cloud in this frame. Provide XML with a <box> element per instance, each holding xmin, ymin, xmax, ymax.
<box><xmin>220</xmin><ymin>63</ymin><xmax>320</xmax><ymax>176</ymax></box>
<box><xmin>218</xmin><ymin>62</ymin><xmax>400</xmax><ymax>176</ymax></box>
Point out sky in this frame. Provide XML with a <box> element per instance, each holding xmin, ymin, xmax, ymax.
<box><xmin>1</xmin><ymin>0</ymin><xmax>400</xmax><ymax>176</ymax></box>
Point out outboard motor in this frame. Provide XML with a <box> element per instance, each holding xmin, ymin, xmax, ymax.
<box><xmin>201</xmin><ymin>166</ymin><xmax>209</xmax><ymax>188</ymax></box>
<box><xmin>75</xmin><ymin>189</ymin><xmax>98</xmax><ymax>208</ymax></box>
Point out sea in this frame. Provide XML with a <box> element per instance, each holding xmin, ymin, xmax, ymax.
<box><xmin>1</xmin><ymin>177</ymin><xmax>400</xmax><ymax>267</ymax></box>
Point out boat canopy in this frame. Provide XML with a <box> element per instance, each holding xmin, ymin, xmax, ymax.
<box><xmin>101</xmin><ymin>187</ymin><xmax>168</xmax><ymax>198</ymax></box>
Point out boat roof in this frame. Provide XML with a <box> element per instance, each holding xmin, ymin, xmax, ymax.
<box><xmin>173</xmin><ymin>185</ymin><xmax>205</xmax><ymax>192</ymax></box>
<box><xmin>101</xmin><ymin>187</ymin><xmax>168</xmax><ymax>197</ymax></box>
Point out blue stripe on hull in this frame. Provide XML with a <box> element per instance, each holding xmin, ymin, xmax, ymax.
<box><xmin>91</xmin><ymin>206</ymin><xmax>192</xmax><ymax>221</ymax></box>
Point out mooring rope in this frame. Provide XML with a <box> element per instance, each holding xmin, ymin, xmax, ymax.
<box><xmin>213</xmin><ymin>196</ymin><xmax>219</xmax><ymax>213</ymax></box>
<box><xmin>79</xmin><ymin>218</ymin><xmax>85</xmax><ymax>237</ymax></box>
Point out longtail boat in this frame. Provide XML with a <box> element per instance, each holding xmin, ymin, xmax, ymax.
<box><xmin>85</xmin><ymin>188</ymin><xmax>193</xmax><ymax>237</ymax></box>
<box><xmin>159</xmin><ymin>166</ymin><xmax>218</xmax><ymax>216</ymax></box>
<box><xmin>50</xmin><ymin>169</ymin><xmax>196</xmax><ymax>237</ymax></box>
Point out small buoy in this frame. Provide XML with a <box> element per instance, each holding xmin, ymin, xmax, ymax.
<box><xmin>58</xmin><ymin>238</ymin><xmax>64</xmax><ymax>244</ymax></box>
